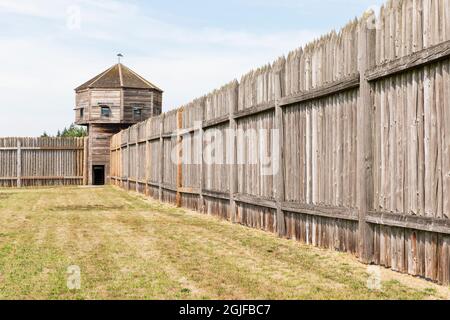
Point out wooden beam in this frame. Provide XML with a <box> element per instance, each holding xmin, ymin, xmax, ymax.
<box><xmin>282</xmin><ymin>202</ymin><xmax>359</xmax><ymax>222</ymax></box>
<box><xmin>5</xmin><ymin>176</ymin><xmax>84</xmax><ymax>180</ymax></box>
<box><xmin>366</xmin><ymin>40</ymin><xmax>450</xmax><ymax>81</ymax></box>
<box><xmin>233</xmin><ymin>101</ymin><xmax>275</xmax><ymax>120</ymax></box>
<box><xmin>161</xmin><ymin>183</ymin><xmax>177</xmax><ymax>193</ymax></box>
<box><xmin>146</xmin><ymin>181</ymin><xmax>160</xmax><ymax>188</ymax></box>
<box><xmin>367</xmin><ymin>211</ymin><xmax>450</xmax><ymax>235</ymax></box>
<box><xmin>0</xmin><ymin>177</ymin><xmax>17</xmax><ymax>181</ymax></box>
<box><xmin>0</xmin><ymin>147</ymin><xmax>84</xmax><ymax>151</ymax></box>
<box><xmin>203</xmin><ymin>114</ymin><xmax>230</xmax><ymax>129</ymax></box>
<box><xmin>128</xmin><ymin>178</ymin><xmax>147</xmax><ymax>184</ymax></box>
<box><xmin>161</xmin><ymin>133</ymin><xmax>173</xmax><ymax>139</ymax></box>
<box><xmin>179</xmin><ymin>187</ymin><xmax>201</xmax><ymax>195</ymax></box>
<box><xmin>146</xmin><ymin>134</ymin><xmax>161</xmax><ymax>142</ymax></box>
<box><xmin>233</xmin><ymin>193</ymin><xmax>277</xmax><ymax>210</ymax></box>
<box><xmin>202</xmin><ymin>189</ymin><xmax>231</xmax><ymax>201</ymax></box>
<box><xmin>178</xmin><ymin>127</ymin><xmax>200</xmax><ymax>137</ymax></box>
<box><xmin>279</xmin><ymin>74</ymin><xmax>360</xmax><ymax>107</ymax></box>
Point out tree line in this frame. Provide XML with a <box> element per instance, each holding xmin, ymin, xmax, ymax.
<box><xmin>41</xmin><ymin>124</ymin><xmax>87</xmax><ymax>138</ymax></box>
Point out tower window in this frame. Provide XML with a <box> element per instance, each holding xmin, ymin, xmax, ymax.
<box><xmin>79</xmin><ymin>108</ymin><xmax>84</xmax><ymax>118</ymax></box>
<box><xmin>133</xmin><ymin>107</ymin><xmax>142</xmax><ymax>120</ymax></box>
<box><xmin>100</xmin><ymin>105</ymin><xmax>111</xmax><ymax>118</ymax></box>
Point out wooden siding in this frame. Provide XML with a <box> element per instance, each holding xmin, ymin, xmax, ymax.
<box><xmin>123</xmin><ymin>89</ymin><xmax>153</xmax><ymax>123</ymax></box>
<box><xmin>75</xmin><ymin>88</ymin><xmax>162</xmax><ymax>125</ymax></box>
<box><xmin>88</xmin><ymin>124</ymin><xmax>127</xmax><ymax>185</ymax></box>
<box><xmin>89</xmin><ymin>90</ymin><xmax>121</xmax><ymax>123</ymax></box>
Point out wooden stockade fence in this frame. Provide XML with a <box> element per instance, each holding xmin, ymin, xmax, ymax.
<box><xmin>0</xmin><ymin>137</ymin><xmax>88</xmax><ymax>187</ymax></box>
<box><xmin>111</xmin><ymin>0</ymin><xmax>450</xmax><ymax>285</ymax></box>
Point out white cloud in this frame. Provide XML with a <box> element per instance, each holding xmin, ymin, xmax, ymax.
<box><xmin>0</xmin><ymin>0</ymin><xmax>319</xmax><ymax>136</ymax></box>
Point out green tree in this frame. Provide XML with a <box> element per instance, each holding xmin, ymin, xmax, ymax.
<box><xmin>41</xmin><ymin>124</ymin><xmax>87</xmax><ymax>138</ymax></box>
<box><xmin>60</xmin><ymin>124</ymin><xmax>87</xmax><ymax>138</ymax></box>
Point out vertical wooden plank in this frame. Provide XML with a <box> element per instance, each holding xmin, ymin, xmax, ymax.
<box><xmin>274</xmin><ymin>59</ymin><xmax>286</xmax><ymax>237</ymax></box>
<box><xmin>16</xmin><ymin>140</ymin><xmax>21</xmax><ymax>188</ymax></box>
<box><xmin>443</xmin><ymin>60</ymin><xmax>450</xmax><ymax>219</ymax></box>
<box><xmin>436</xmin><ymin>62</ymin><xmax>444</xmax><ymax>219</ymax></box>
<box><xmin>145</xmin><ymin>123</ymin><xmax>150</xmax><ymax>196</ymax></box>
<box><xmin>405</xmin><ymin>228</ymin><xmax>413</xmax><ymax>274</ymax></box>
<box><xmin>229</xmin><ymin>82</ymin><xmax>238</xmax><ymax>223</ymax></box>
<box><xmin>136</xmin><ymin>141</ymin><xmax>141</xmax><ymax>193</ymax></box>
<box><xmin>425</xmin><ymin>232</ymin><xmax>438</xmax><ymax>280</ymax></box>
<box><xmin>438</xmin><ymin>235</ymin><xmax>449</xmax><ymax>285</ymax></box>
<box><xmin>198</xmin><ymin>116</ymin><xmax>205</xmax><ymax>214</ymax></box>
<box><xmin>176</xmin><ymin>109</ymin><xmax>183</xmax><ymax>207</ymax></box>
<box><xmin>159</xmin><ymin>114</ymin><xmax>165</xmax><ymax>202</ymax></box>
<box><xmin>357</xmin><ymin>15</ymin><xmax>376</xmax><ymax>263</ymax></box>
<box><xmin>83</xmin><ymin>136</ymin><xmax>89</xmax><ymax>185</ymax></box>
<box><xmin>126</xmin><ymin>131</ymin><xmax>130</xmax><ymax>191</ymax></box>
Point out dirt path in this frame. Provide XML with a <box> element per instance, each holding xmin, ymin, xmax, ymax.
<box><xmin>0</xmin><ymin>186</ymin><xmax>448</xmax><ymax>300</ymax></box>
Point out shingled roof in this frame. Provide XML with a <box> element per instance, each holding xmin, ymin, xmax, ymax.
<box><xmin>75</xmin><ymin>63</ymin><xmax>162</xmax><ymax>92</ymax></box>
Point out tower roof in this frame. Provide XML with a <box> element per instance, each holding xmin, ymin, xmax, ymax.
<box><xmin>75</xmin><ymin>63</ymin><xmax>162</xmax><ymax>92</ymax></box>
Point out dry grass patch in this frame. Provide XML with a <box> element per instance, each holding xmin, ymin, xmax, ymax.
<box><xmin>0</xmin><ymin>186</ymin><xmax>448</xmax><ymax>300</ymax></box>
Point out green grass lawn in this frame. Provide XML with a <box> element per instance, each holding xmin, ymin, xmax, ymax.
<box><xmin>0</xmin><ymin>186</ymin><xmax>448</xmax><ymax>300</ymax></box>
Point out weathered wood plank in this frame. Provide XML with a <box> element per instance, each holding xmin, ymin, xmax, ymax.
<box><xmin>368</xmin><ymin>211</ymin><xmax>450</xmax><ymax>235</ymax></box>
<box><xmin>202</xmin><ymin>189</ymin><xmax>231</xmax><ymax>201</ymax></box>
<box><xmin>202</xmin><ymin>114</ymin><xmax>230</xmax><ymax>129</ymax></box>
<box><xmin>357</xmin><ymin>15</ymin><xmax>376</xmax><ymax>263</ymax></box>
<box><xmin>233</xmin><ymin>101</ymin><xmax>275</xmax><ymax>120</ymax></box>
<box><xmin>282</xmin><ymin>202</ymin><xmax>359</xmax><ymax>222</ymax></box>
<box><xmin>234</xmin><ymin>193</ymin><xmax>277</xmax><ymax>210</ymax></box>
<box><xmin>366</xmin><ymin>40</ymin><xmax>450</xmax><ymax>81</ymax></box>
<box><xmin>279</xmin><ymin>74</ymin><xmax>360</xmax><ymax>107</ymax></box>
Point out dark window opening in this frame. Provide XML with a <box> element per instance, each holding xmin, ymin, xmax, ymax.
<box><xmin>133</xmin><ymin>107</ymin><xmax>142</xmax><ymax>120</ymax></box>
<box><xmin>93</xmin><ymin>166</ymin><xmax>105</xmax><ymax>185</ymax></box>
<box><xmin>153</xmin><ymin>107</ymin><xmax>161</xmax><ymax>116</ymax></box>
<box><xmin>100</xmin><ymin>105</ymin><xmax>111</xmax><ymax>118</ymax></box>
<box><xmin>79</xmin><ymin>108</ymin><xmax>84</xmax><ymax>118</ymax></box>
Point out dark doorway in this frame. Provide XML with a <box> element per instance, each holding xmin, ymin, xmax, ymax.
<box><xmin>93</xmin><ymin>166</ymin><xmax>105</xmax><ymax>185</ymax></box>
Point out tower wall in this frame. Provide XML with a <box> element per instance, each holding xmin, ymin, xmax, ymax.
<box><xmin>75</xmin><ymin>63</ymin><xmax>163</xmax><ymax>185</ymax></box>
<box><xmin>87</xmin><ymin>124</ymin><xmax>129</xmax><ymax>185</ymax></box>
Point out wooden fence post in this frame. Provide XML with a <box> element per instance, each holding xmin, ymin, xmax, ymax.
<box><xmin>176</xmin><ymin>109</ymin><xmax>184</xmax><ymax>207</ymax></box>
<box><xmin>357</xmin><ymin>15</ymin><xmax>376</xmax><ymax>263</ymax></box>
<box><xmin>119</xmin><ymin>140</ymin><xmax>123</xmax><ymax>187</ymax></box>
<box><xmin>229</xmin><ymin>83</ymin><xmax>238</xmax><ymax>223</ymax></box>
<box><xmin>16</xmin><ymin>140</ymin><xmax>22</xmax><ymax>188</ymax></box>
<box><xmin>159</xmin><ymin>114</ymin><xmax>165</xmax><ymax>202</ymax></box>
<box><xmin>127</xmin><ymin>130</ymin><xmax>130</xmax><ymax>191</ymax></box>
<box><xmin>274</xmin><ymin>61</ymin><xmax>286</xmax><ymax>237</ymax></box>
<box><xmin>83</xmin><ymin>137</ymin><xmax>89</xmax><ymax>185</ymax></box>
<box><xmin>136</xmin><ymin>131</ymin><xmax>140</xmax><ymax>193</ymax></box>
<box><xmin>198</xmin><ymin>104</ymin><xmax>205</xmax><ymax>213</ymax></box>
<box><xmin>145</xmin><ymin>128</ymin><xmax>150</xmax><ymax>196</ymax></box>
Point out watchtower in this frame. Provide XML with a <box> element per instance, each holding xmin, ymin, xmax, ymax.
<box><xmin>74</xmin><ymin>61</ymin><xmax>163</xmax><ymax>185</ymax></box>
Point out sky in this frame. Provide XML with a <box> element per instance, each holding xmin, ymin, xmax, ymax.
<box><xmin>0</xmin><ymin>0</ymin><xmax>385</xmax><ymax>136</ymax></box>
